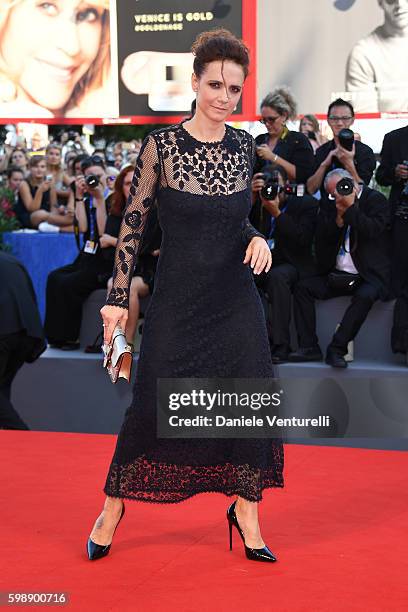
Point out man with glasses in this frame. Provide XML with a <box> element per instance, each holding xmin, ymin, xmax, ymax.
<box><xmin>306</xmin><ymin>98</ymin><xmax>376</xmax><ymax>200</ymax></box>
<box><xmin>346</xmin><ymin>0</ymin><xmax>408</xmax><ymax>112</ymax></box>
<box><xmin>289</xmin><ymin>169</ymin><xmax>391</xmax><ymax>368</ymax></box>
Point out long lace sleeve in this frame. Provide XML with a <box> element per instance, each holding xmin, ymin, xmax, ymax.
<box><xmin>242</xmin><ymin>218</ymin><xmax>265</xmax><ymax>244</ymax></box>
<box><xmin>242</xmin><ymin>134</ymin><xmax>265</xmax><ymax>244</ymax></box>
<box><xmin>106</xmin><ymin>135</ymin><xmax>160</xmax><ymax>308</ymax></box>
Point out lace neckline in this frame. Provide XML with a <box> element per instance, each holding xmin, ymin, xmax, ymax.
<box><xmin>178</xmin><ymin>119</ymin><xmax>229</xmax><ymax>146</ymax></box>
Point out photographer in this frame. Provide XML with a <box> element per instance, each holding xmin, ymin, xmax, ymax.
<box><xmin>376</xmin><ymin>125</ymin><xmax>408</xmax><ymax>357</ymax></box>
<box><xmin>44</xmin><ymin>156</ymin><xmax>117</xmax><ymax>350</ymax></box>
<box><xmin>306</xmin><ymin>99</ymin><xmax>376</xmax><ymax>199</ymax></box>
<box><xmin>289</xmin><ymin>169</ymin><xmax>391</xmax><ymax>368</ymax></box>
<box><xmin>250</xmin><ymin>87</ymin><xmax>314</xmax><ymax>231</ymax></box>
<box><xmin>253</xmin><ymin>166</ymin><xmax>318</xmax><ymax>363</ymax></box>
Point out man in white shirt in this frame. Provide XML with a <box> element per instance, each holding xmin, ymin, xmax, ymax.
<box><xmin>289</xmin><ymin>169</ymin><xmax>392</xmax><ymax>368</ymax></box>
<box><xmin>345</xmin><ymin>0</ymin><xmax>408</xmax><ymax>112</ymax></box>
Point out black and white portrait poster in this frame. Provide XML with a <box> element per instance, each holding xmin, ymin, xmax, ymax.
<box><xmin>256</xmin><ymin>0</ymin><xmax>407</xmax><ymax>115</ymax></box>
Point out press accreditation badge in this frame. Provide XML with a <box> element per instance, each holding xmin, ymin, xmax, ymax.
<box><xmin>84</xmin><ymin>240</ymin><xmax>98</xmax><ymax>255</ymax></box>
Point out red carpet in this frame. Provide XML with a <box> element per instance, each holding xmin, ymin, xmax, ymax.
<box><xmin>1</xmin><ymin>431</ymin><xmax>407</xmax><ymax>612</ymax></box>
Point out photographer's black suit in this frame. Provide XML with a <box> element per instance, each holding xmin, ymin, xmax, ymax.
<box><xmin>256</xmin><ymin>194</ymin><xmax>318</xmax><ymax>346</ymax></box>
<box><xmin>314</xmin><ymin>139</ymin><xmax>376</xmax><ymax>200</ymax></box>
<box><xmin>293</xmin><ymin>187</ymin><xmax>392</xmax><ymax>355</ymax></box>
<box><xmin>376</xmin><ymin>125</ymin><xmax>408</xmax><ymax>215</ymax></box>
<box><xmin>376</xmin><ymin>125</ymin><xmax>408</xmax><ymax>352</ymax></box>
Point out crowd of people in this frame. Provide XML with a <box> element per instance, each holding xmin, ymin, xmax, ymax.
<box><xmin>250</xmin><ymin>89</ymin><xmax>406</xmax><ymax>367</ymax></box>
<box><xmin>1</xmin><ymin>87</ymin><xmax>408</xmax><ymax>409</ymax></box>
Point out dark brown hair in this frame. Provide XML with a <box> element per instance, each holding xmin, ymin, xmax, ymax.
<box><xmin>191</xmin><ymin>28</ymin><xmax>250</xmax><ymax>79</ymax></box>
<box><xmin>29</xmin><ymin>155</ymin><xmax>46</xmax><ymax>168</ymax></box>
<box><xmin>110</xmin><ymin>165</ymin><xmax>134</xmax><ymax>217</ymax></box>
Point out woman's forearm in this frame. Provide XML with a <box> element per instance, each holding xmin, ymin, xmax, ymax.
<box><xmin>75</xmin><ymin>199</ymin><xmax>88</xmax><ymax>233</ymax></box>
<box><xmin>31</xmin><ymin>187</ymin><xmax>44</xmax><ymax>212</ymax></box>
<box><xmin>95</xmin><ymin>197</ymin><xmax>107</xmax><ymax>236</ymax></box>
<box><xmin>275</xmin><ymin>156</ymin><xmax>296</xmax><ymax>181</ymax></box>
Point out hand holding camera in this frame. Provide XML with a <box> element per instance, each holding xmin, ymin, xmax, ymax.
<box><xmin>334</xmin><ymin>144</ymin><xmax>355</xmax><ymax>168</ymax></box>
<box><xmin>75</xmin><ymin>175</ymin><xmax>87</xmax><ymax>199</ymax></box>
<box><xmin>395</xmin><ymin>161</ymin><xmax>408</xmax><ymax>181</ymax></box>
<box><xmin>85</xmin><ymin>174</ymin><xmax>104</xmax><ymax>200</ymax></box>
<box><xmin>75</xmin><ymin>174</ymin><xmax>103</xmax><ymax>200</ymax></box>
<box><xmin>41</xmin><ymin>174</ymin><xmax>53</xmax><ymax>192</ymax></box>
<box><xmin>251</xmin><ymin>172</ymin><xmax>266</xmax><ymax>193</ymax></box>
<box><xmin>333</xmin><ymin>128</ymin><xmax>356</xmax><ymax>169</ymax></box>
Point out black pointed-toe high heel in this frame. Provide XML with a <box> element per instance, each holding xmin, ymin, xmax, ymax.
<box><xmin>87</xmin><ymin>503</ymin><xmax>125</xmax><ymax>561</ymax></box>
<box><xmin>226</xmin><ymin>500</ymin><xmax>277</xmax><ymax>563</ymax></box>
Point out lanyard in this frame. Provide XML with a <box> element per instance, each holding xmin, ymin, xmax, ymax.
<box><xmin>268</xmin><ymin>205</ymin><xmax>287</xmax><ymax>238</ymax></box>
<box><xmin>87</xmin><ymin>196</ymin><xmax>97</xmax><ymax>242</ymax></box>
<box><xmin>339</xmin><ymin>226</ymin><xmax>351</xmax><ymax>256</ymax></box>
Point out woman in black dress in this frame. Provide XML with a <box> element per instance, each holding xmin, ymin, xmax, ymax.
<box><xmin>87</xmin><ymin>29</ymin><xmax>284</xmax><ymax>563</ymax></box>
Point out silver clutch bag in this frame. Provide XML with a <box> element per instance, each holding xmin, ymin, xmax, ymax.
<box><xmin>102</xmin><ymin>325</ymin><xmax>133</xmax><ymax>383</ymax></box>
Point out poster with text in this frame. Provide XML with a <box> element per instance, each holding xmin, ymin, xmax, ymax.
<box><xmin>116</xmin><ymin>0</ymin><xmax>249</xmax><ymax>119</ymax></box>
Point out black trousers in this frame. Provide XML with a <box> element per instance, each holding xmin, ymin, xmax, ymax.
<box><xmin>261</xmin><ymin>263</ymin><xmax>299</xmax><ymax>346</ymax></box>
<box><xmin>293</xmin><ymin>275</ymin><xmax>380</xmax><ymax>355</ymax></box>
<box><xmin>0</xmin><ymin>332</ymin><xmax>31</xmax><ymax>430</ymax></box>
<box><xmin>391</xmin><ymin>218</ymin><xmax>408</xmax><ymax>352</ymax></box>
<box><xmin>44</xmin><ymin>255</ymin><xmax>110</xmax><ymax>344</ymax></box>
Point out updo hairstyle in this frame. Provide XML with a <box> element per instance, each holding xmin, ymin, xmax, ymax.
<box><xmin>191</xmin><ymin>28</ymin><xmax>250</xmax><ymax>79</ymax></box>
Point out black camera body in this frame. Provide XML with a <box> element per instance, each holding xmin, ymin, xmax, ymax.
<box><xmin>85</xmin><ymin>174</ymin><xmax>100</xmax><ymax>189</ymax></box>
<box><xmin>260</xmin><ymin>170</ymin><xmax>280</xmax><ymax>200</ymax></box>
<box><xmin>338</xmin><ymin>128</ymin><xmax>354</xmax><ymax>151</ymax></box>
<box><xmin>260</xmin><ymin>169</ymin><xmax>304</xmax><ymax>200</ymax></box>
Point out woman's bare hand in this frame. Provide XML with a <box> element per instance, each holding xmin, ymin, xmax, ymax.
<box><xmin>100</xmin><ymin>304</ymin><xmax>128</xmax><ymax>344</ymax></box>
<box><xmin>243</xmin><ymin>237</ymin><xmax>272</xmax><ymax>275</ymax></box>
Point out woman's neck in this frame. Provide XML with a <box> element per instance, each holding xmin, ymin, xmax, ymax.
<box><xmin>267</xmin><ymin>127</ymin><xmax>284</xmax><ymax>146</ymax></box>
<box><xmin>183</xmin><ymin>109</ymin><xmax>226</xmax><ymax>142</ymax></box>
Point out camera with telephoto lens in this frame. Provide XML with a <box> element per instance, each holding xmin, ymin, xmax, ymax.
<box><xmin>85</xmin><ymin>174</ymin><xmax>100</xmax><ymax>189</ymax></box>
<box><xmin>260</xmin><ymin>169</ymin><xmax>304</xmax><ymax>199</ymax></box>
<box><xmin>260</xmin><ymin>169</ymin><xmax>280</xmax><ymax>200</ymax></box>
<box><xmin>336</xmin><ymin>177</ymin><xmax>354</xmax><ymax>196</ymax></box>
<box><xmin>338</xmin><ymin>128</ymin><xmax>354</xmax><ymax>151</ymax></box>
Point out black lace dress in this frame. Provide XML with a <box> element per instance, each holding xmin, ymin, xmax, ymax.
<box><xmin>103</xmin><ymin>121</ymin><xmax>284</xmax><ymax>503</ymax></box>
